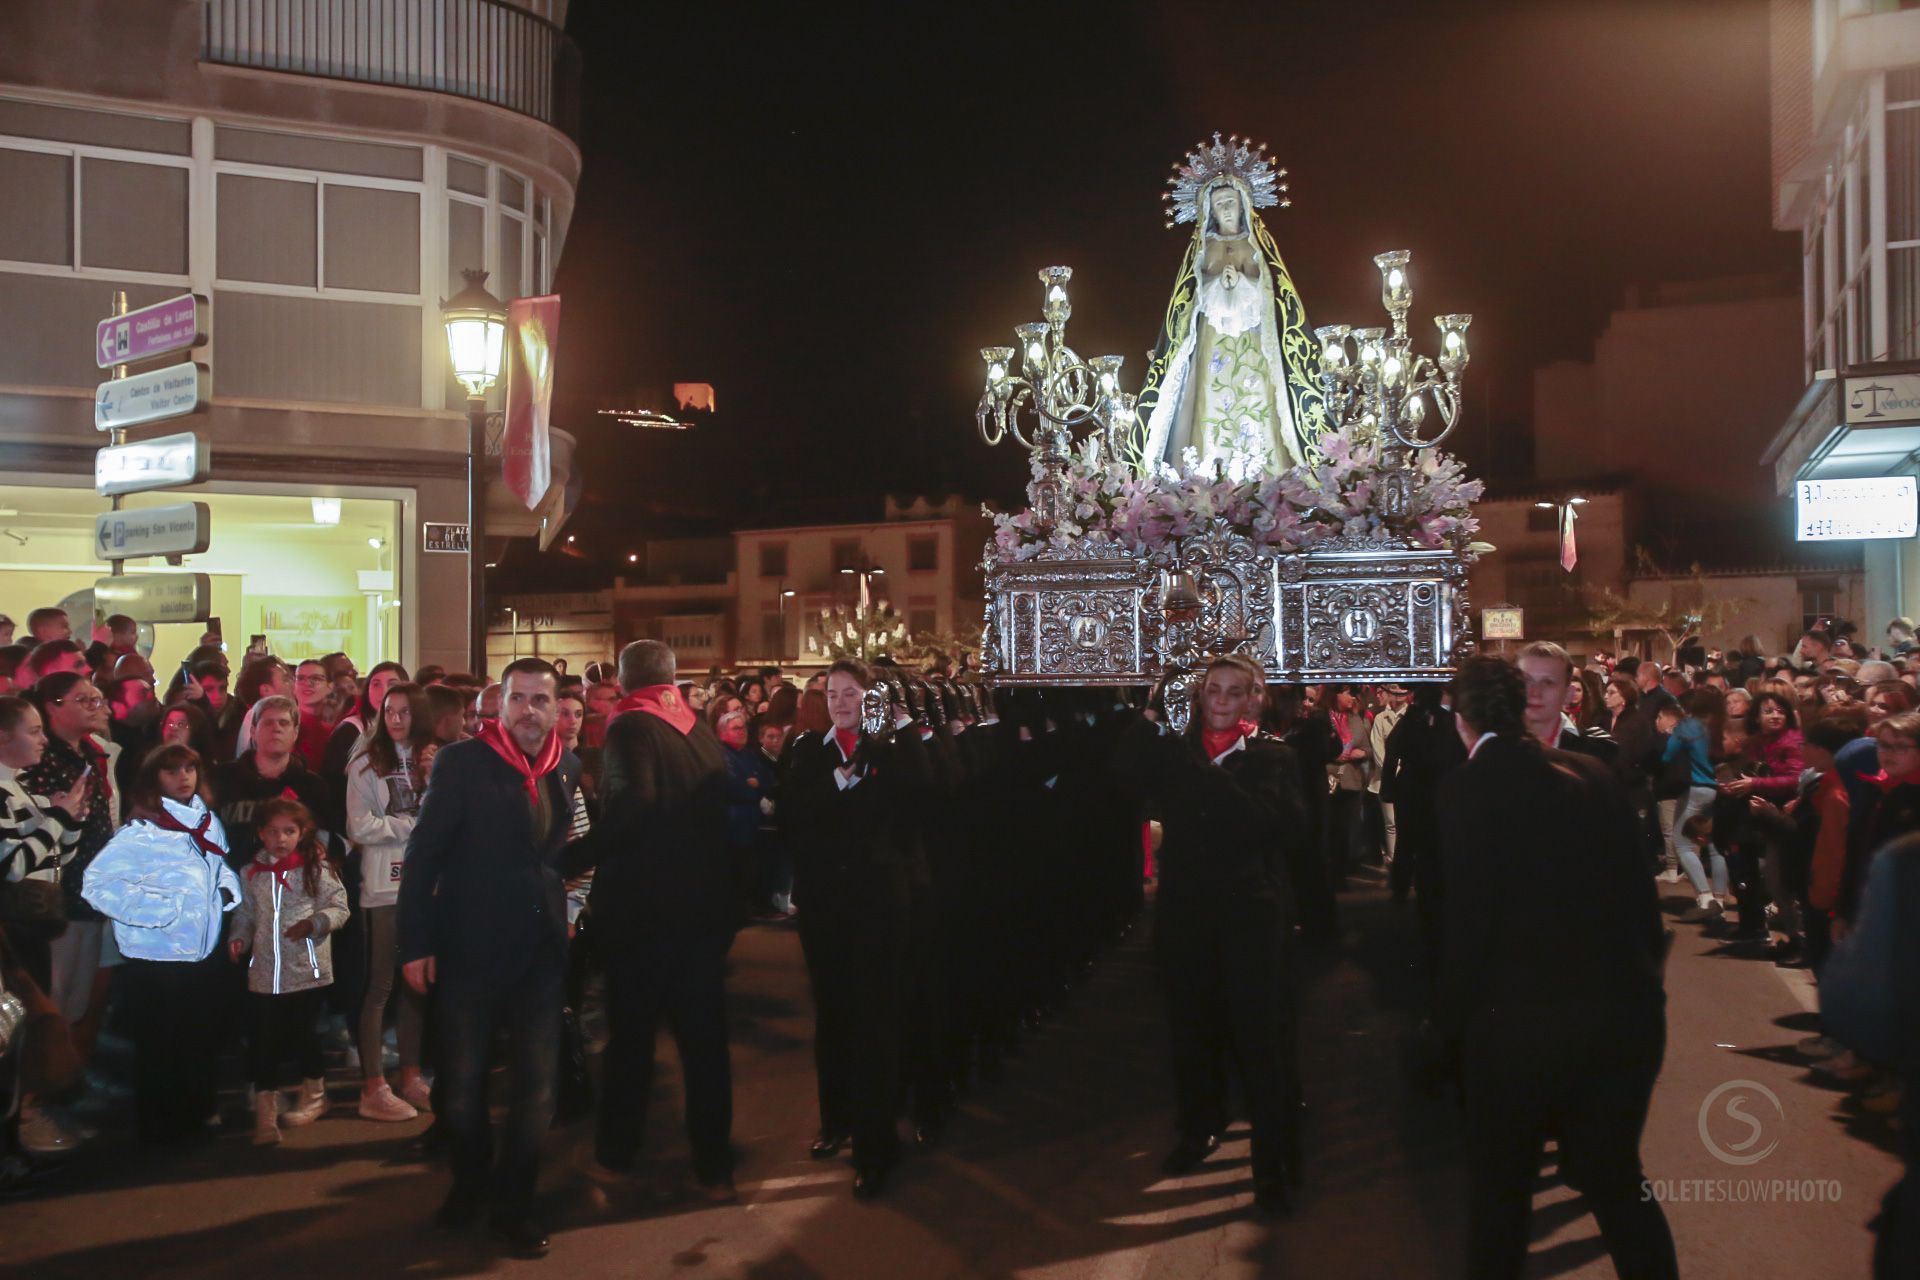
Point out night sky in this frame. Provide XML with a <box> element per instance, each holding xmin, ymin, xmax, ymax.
<box><xmin>527</xmin><ymin>0</ymin><xmax>1796</xmax><ymax>580</ymax></box>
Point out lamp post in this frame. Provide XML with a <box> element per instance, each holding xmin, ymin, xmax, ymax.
<box><xmin>442</xmin><ymin>268</ymin><xmax>508</xmax><ymax>677</ymax></box>
<box><xmin>779</xmin><ymin>585</ymin><xmax>796</xmax><ymax>661</ymax></box>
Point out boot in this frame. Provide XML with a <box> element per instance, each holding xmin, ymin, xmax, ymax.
<box><xmin>252</xmin><ymin>1091</ymin><xmax>282</xmax><ymax>1146</ymax></box>
<box><xmin>281</xmin><ymin>1078</ymin><xmax>331</xmax><ymax>1128</ymax></box>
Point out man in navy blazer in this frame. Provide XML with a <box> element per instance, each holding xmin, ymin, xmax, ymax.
<box><xmin>401</xmin><ymin>658</ymin><xmax>583</xmax><ymax>1259</ymax></box>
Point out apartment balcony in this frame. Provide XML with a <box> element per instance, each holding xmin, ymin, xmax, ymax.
<box><xmin>201</xmin><ymin>0</ymin><xmax>581</xmax><ymax>140</ymax></box>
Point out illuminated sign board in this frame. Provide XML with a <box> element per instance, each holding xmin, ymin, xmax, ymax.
<box><xmin>1795</xmin><ymin>477</ymin><xmax>1919</xmax><ymax>541</ymax></box>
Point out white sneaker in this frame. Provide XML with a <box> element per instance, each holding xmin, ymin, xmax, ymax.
<box><xmin>282</xmin><ymin>1078</ymin><xmax>331</xmax><ymax>1128</ymax></box>
<box><xmin>398</xmin><ymin>1076</ymin><xmax>433</xmax><ymax>1113</ymax></box>
<box><xmin>1657</xmin><ymin>869</ymin><xmax>1684</xmax><ymax>884</ymax></box>
<box><xmin>18</xmin><ymin>1107</ymin><xmax>83</xmax><ymax>1156</ymax></box>
<box><xmin>357</xmin><ymin>1082</ymin><xmax>419</xmax><ymax>1123</ymax></box>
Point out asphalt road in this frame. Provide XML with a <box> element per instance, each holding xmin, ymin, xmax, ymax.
<box><xmin>0</xmin><ymin>879</ymin><xmax>1900</xmax><ymax>1279</ymax></box>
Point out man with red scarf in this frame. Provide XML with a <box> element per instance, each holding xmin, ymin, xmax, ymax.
<box><xmin>398</xmin><ymin>658</ymin><xmax>582</xmax><ymax>1259</ymax></box>
<box><xmin>1114</xmin><ymin>654</ymin><xmax>1309</xmax><ymax>1217</ymax></box>
<box><xmin>577</xmin><ymin>639</ymin><xmax>738</xmax><ymax>1199</ymax></box>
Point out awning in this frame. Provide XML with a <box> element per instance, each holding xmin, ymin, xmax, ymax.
<box><xmin>1762</xmin><ymin>363</ymin><xmax>1920</xmax><ymax>494</ymax></box>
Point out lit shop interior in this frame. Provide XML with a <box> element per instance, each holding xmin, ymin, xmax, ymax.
<box><xmin>0</xmin><ymin>483</ymin><xmax>403</xmax><ymax>677</ymax></box>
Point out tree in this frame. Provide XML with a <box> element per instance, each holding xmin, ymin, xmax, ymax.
<box><xmin>1583</xmin><ymin>547</ymin><xmax>1753</xmax><ymax>663</ymax></box>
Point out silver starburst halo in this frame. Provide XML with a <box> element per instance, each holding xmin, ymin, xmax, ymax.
<box><xmin>1162</xmin><ymin>132</ymin><xmax>1290</xmax><ymax>228</ymax></box>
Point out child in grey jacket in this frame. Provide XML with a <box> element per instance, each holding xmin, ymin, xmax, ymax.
<box><xmin>227</xmin><ymin>797</ymin><xmax>348</xmax><ymax>1145</ymax></box>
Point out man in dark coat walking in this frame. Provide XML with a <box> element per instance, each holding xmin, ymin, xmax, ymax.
<box><xmin>400</xmin><ymin>658</ymin><xmax>582</xmax><ymax>1258</ymax></box>
<box><xmin>581</xmin><ymin>640</ymin><xmax>738</xmax><ymax>1196</ymax></box>
<box><xmin>1438</xmin><ymin>656</ymin><xmax>1676</xmax><ymax>1280</ymax></box>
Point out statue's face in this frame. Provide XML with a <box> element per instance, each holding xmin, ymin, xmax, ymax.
<box><xmin>1210</xmin><ymin>187</ymin><xmax>1243</xmax><ymax>236</ymax></box>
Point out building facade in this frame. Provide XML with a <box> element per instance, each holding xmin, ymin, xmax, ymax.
<box><xmin>0</xmin><ymin>0</ymin><xmax>579</xmax><ymax>676</ymax></box>
<box><xmin>1765</xmin><ymin>0</ymin><xmax>1920</xmax><ymax>634</ymax></box>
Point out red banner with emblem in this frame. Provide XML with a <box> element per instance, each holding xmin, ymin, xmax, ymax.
<box><xmin>503</xmin><ymin>295</ymin><xmax>561</xmax><ymax>510</ymax></box>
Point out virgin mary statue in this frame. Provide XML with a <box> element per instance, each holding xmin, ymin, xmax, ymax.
<box><xmin>1134</xmin><ymin>135</ymin><xmax>1326</xmax><ymax>478</ymax></box>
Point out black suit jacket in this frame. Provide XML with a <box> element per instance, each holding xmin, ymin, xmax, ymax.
<box><xmin>1115</xmin><ymin>718</ymin><xmax>1307</xmax><ymax>925</ymax></box>
<box><xmin>1436</xmin><ymin>734</ymin><xmax>1665</xmax><ymax>1038</ymax></box>
<box><xmin>782</xmin><ymin>729</ymin><xmax>931</xmax><ymax>913</ymax></box>
<box><xmin>398</xmin><ymin>737</ymin><xmax>582</xmax><ymax>980</ymax></box>
<box><xmin>572</xmin><ymin>708</ymin><xmax>735</xmax><ymax>938</ymax></box>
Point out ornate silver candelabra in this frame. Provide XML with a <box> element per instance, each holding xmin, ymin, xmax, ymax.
<box><xmin>977</xmin><ymin>266</ymin><xmax>1138</xmax><ymax>531</ymax></box>
<box><xmin>1314</xmin><ymin>251</ymin><xmax>1471</xmax><ymax>523</ymax></box>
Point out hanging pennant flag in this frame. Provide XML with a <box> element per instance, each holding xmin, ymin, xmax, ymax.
<box><xmin>1560</xmin><ymin>503</ymin><xmax>1579</xmax><ymax>573</ymax></box>
<box><xmin>503</xmin><ymin>295</ymin><xmax>562</xmax><ymax>511</ymax></box>
<box><xmin>673</xmin><ymin>382</ymin><xmax>717</xmax><ymax>412</ymax></box>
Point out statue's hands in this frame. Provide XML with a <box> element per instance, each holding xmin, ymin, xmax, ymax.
<box><xmin>1222</xmin><ymin>264</ymin><xmax>1240</xmax><ymax>290</ymax></box>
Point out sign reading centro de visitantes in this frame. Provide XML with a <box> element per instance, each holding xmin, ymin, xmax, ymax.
<box><xmin>94</xmin><ymin>361</ymin><xmax>209</xmax><ymax>431</ymax></box>
<box><xmin>93</xmin><ymin>572</ymin><xmax>212</xmax><ymax>624</ymax></box>
<box><xmin>95</xmin><ymin>294</ymin><xmax>206</xmax><ymax>369</ymax></box>
<box><xmin>93</xmin><ymin>502</ymin><xmax>211</xmax><ymax>561</ymax></box>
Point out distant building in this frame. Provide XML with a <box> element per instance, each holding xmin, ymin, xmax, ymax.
<box><xmin>1533</xmin><ymin>276</ymin><xmax>1803</xmax><ymax>521</ymax></box>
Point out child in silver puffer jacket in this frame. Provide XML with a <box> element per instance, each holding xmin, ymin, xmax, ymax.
<box><xmin>227</xmin><ymin>797</ymin><xmax>348</xmax><ymax>1145</ymax></box>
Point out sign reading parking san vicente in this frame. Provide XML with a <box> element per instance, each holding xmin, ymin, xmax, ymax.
<box><xmin>93</xmin><ymin>572</ymin><xmax>212</xmax><ymax>625</ymax></box>
<box><xmin>95</xmin><ymin>294</ymin><xmax>206</xmax><ymax>369</ymax></box>
<box><xmin>93</xmin><ymin>502</ymin><xmax>211</xmax><ymax>562</ymax></box>
<box><xmin>94</xmin><ymin>361</ymin><xmax>209</xmax><ymax>431</ymax></box>
<box><xmin>94</xmin><ymin>431</ymin><xmax>211</xmax><ymax>496</ymax></box>
<box><xmin>424</xmin><ymin>522</ymin><xmax>470</xmax><ymax>553</ymax></box>
<box><xmin>1796</xmin><ymin>477</ymin><xmax>1920</xmax><ymax>541</ymax></box>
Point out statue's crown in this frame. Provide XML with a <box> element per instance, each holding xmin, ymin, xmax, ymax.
<box><xmin>1163</xmin><ymin>132</ymin><xmax>1290</xmax><ymax>229</ymax></box>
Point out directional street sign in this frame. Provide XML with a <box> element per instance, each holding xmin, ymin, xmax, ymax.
<box><xmin>93</xmin><ymin>502</ymin><xmax>210</xmax><ymax>562</ymax></box>
<box><xmin>95</xmin><ymin>294</ymin><xmax>207</xmax><ymax>369</ymax></box>
<box><xmin>94</xmin><ymin>361</ymin><xmax>209</xmax><ymax>431</ymax></box>
<box><xmin>94</xmin><ymin>573</ymin><xmax>212</xmax><ymax>625</ymax></box>
<box><xmin>95</xmin><ymin>432</ymin><xmax>210</xmax><ymax>496</ymax></box>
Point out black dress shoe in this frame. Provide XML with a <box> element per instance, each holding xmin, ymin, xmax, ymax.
<box><xmin>851</xmin><ymin>1163</ymin><xmax>891</xmax><ymax>1200</ymax></box>
<box><xmin>1159</xmin><ymin>1133</ymin><xmax>1221</xmax><ymax>1176</ymax></box>
<box><xmin>809</xmin><ymin>1130</ymin><xmax>849</xmax><ymax>1160</ymax></box>
<box><xmin>489</xmin><ymin>1213</ymin><xmax>549</xmax><ymax>1259</ymax></box>
<box><xmin>432</xmin><ymin>1186</ymin><xmax>485</xmax><ymax>1232</ymax></box>
<box><xmin>1252</xmin><ymin>1176</ymin><xmax>1293</xmax><ymax>1217</ymax></box>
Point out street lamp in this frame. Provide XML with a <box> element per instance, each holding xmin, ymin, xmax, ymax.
<box><xmin>779</xmin><ymin>586</ymin><xmax>796</xmax><ymax>661</ymax></box>
<box><xmin>1535</xmin><ymin>495</ymin><xmax>1587</xmax><ymax>574</ymax></box>
<box><xmin>442</xmin><ymin>268</ymin><xmax>508</xmax><ymax>676</ymax></box>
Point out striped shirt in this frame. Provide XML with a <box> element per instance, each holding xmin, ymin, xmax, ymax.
<box><xmin>0</xmin><ymin>765</ymin><xmax>82</xmax><ymax>884</ymax></box>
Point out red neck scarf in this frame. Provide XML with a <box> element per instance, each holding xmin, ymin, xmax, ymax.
<box><xmin>613</xmin><ymin>684</ymin><xmax>696</xmax><ymax>736</ymax></box>
<box><xmin>247</xmin><ymin>850</ymin><xmax>305</xmax><ymax>885</ymax></box>
<box><xmin>833</xmin><ymin>727</ymin><xmax>861</xmax><ymax>759</ymax></box>
<box><xmin>1867</xmin><ymin>768</ymin><xmax>1920</xmax><ymax>793</ymax></box>
<box><xmin>140</xmin><ymin>801</ymin><xmax>223</xmax><ymax>861</ymax></box>
<box><xmin>476</xmin><ymin>718</ymin><xmax>563</xmax><ymax>801</ymax></box>
<box><xmin>1201</xmin><ymin>720</ymin><xmax>1259</xmax><ymax>761</ymax></box>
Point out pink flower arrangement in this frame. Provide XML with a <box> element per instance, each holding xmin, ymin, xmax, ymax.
<box><xmin>987</xmin><ymin>431</ymin><xmax>1484</xmax><ymax>562</ymax></box>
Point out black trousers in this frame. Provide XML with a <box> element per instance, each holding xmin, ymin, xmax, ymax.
<box><xmin>596</xmin><ymin>929</ymin><xmax>735</xmax><ymax>1183</ymax></box>
<box><xmin>1462</xmin><ymin>1004</ymin><xmax>1677</xmax><ymax>1280</ymax></box>
<box><xmin>797</xmin><ymin>894</ymin><xmax>910</xmax><ymax>1172</ymax></box>
<box><xmin>124</xmin><ymin>953</ymin><xmax>227</xmax><ymax>1144</ymax></box>
<box><xmin>1156</xmin><ymin>905</ymin><xmax>1299</xmax><ymax>1183</ymax></box>
<box><xmin>246</xmin><ymin>988</ymin><xmax>326</xmax><ymax>1090</ymax></box>
<box><xmin>437</xmin><ymin>954</ymin><xmax>564</xmax><ymax>1217</ymax></box>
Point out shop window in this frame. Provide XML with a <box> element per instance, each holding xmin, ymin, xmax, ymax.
<box><xmin>759</xmin><ymin>542</ymin><xmax>788</xmax><ymax>578</ymax></box>
<box><xmin>908</xmin><ymin>535</ymin><xmax>939</xmax><ymax>572</ymax></box>
<box><xmin>831</xmin><ymin>538</ymin><xmax>862</xmax><ymax>571</ymax></box>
